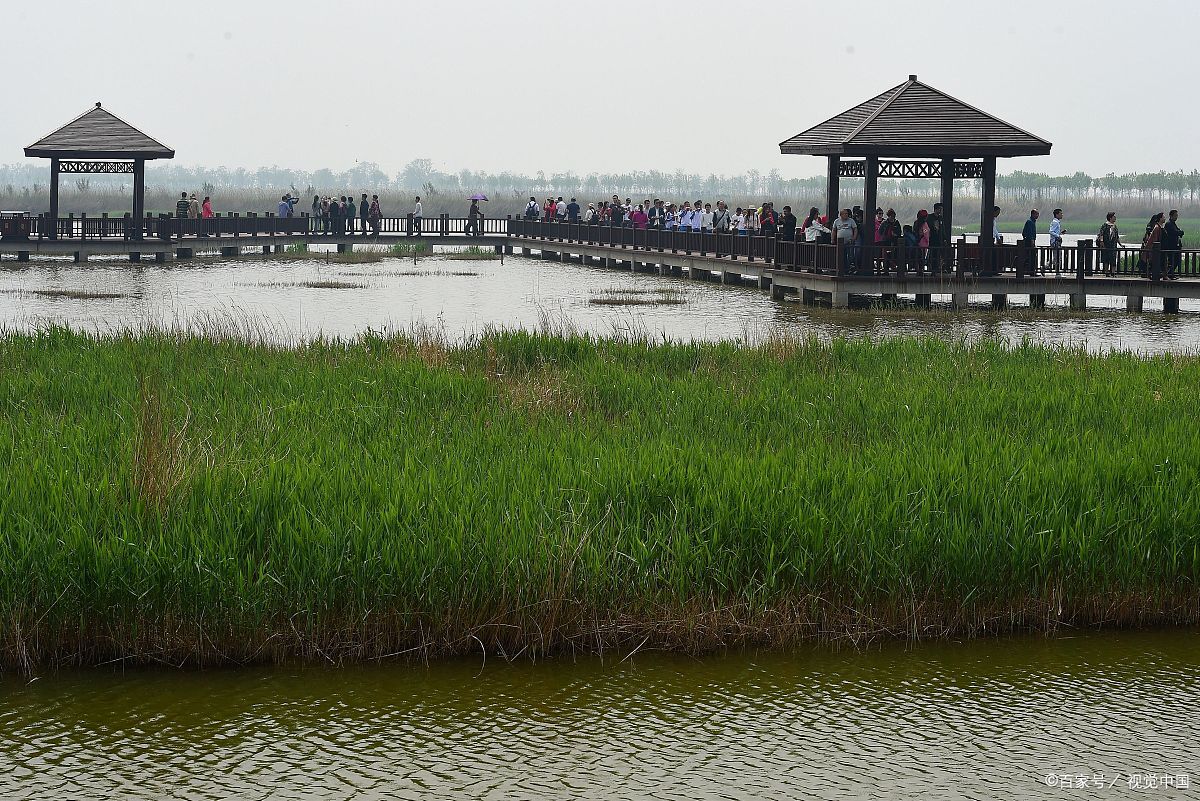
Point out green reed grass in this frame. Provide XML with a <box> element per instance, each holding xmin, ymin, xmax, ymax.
<box><xmin>1</xmin><ymin>328</ymin><xmax>1198</xmax><ymax>670</ymax></box>
<box><xmin>388</xmin><ymin>242</ymin><xmax>430</xmax><ymax>257</ymax></box>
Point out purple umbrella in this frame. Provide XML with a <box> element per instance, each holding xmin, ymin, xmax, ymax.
<box><xmin>468</xmin><ymin>193</ymin><xmax>489</xmax><ymax>201</ymax></box>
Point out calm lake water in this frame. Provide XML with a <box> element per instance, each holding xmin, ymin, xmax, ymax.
<box><xmin>1</xmin><ymin>630</ymin><xmax>1196</xmax><ymax>800</ymax></box>
<box><xmin>2</xmin><ymin>251</ymin><xmax>1200</xmax><ymax>353</ymax></box>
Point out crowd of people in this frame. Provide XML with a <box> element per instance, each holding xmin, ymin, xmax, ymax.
<box><xmin>1093</xmin><ymin>209</ymin><xmax>1185</xmax><ymax>280</ymax></box>
<box><xmin>524</xmin><ymin>195</ymin><xmax>960</xmax><ymax>275</ymax></box>
<box><xmin>174</xmin><ymin>192</ymin><xmax>214</xmax><ymax>220</ymax></box>
<box><xmin>525</xmin><ymin>195</ymin><xmax>1189</xmax><ymax>279</ymax></box>
<box><xmin>307</xmin><ymin>193</ymin><xmax>385</xmax><ymax>236</ymax></box>
<box><xmin>168</xmin><ymin>188</ymin><xmax>1188</xmax><ymax>278</ymax></box>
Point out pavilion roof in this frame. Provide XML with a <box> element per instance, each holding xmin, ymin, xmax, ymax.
<box><xmin>779</xmin><ymin>76</ymin><xmax>1051</xmax><ymax>159</ymax></box>
<box><xmin>25</xmin><ymin>103</ymin><xmax>174</xmax><ymax>160</ymax></box>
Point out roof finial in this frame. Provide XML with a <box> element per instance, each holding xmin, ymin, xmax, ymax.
<box><xmin>95</xmin><ymin>101</ymin><xmax>102</xmax><ymax>108</ymax></box>
<box><xmin>908</xmin><ymin>74</ymin><xmax>917</xmax><ymax>81</ymax></box>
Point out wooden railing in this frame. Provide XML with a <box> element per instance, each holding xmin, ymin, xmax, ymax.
<box><xmin>506</xmin><ymin>219</ymin><xmax>1200</xmax><ymax>280</ymax></box>
<box><xmin>18</xmin><ymin>213</ymin><xmax>507</xmax><ymax>242</ymax></box>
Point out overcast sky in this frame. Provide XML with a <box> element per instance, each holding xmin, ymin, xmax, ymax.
<box><xmin>3</xmin><ymin>0</ymin><xmax>1194</xmax><ymax>179</ymax></box>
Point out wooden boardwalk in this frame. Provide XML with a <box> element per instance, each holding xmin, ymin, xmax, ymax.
<box><xmin>508</xmin><ymin>220</ymin><xmax>1200</xmax><ymax>313</ymax></box>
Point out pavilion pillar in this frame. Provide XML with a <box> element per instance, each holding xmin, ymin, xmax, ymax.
<box><xmin>979</xmin><ymin>156</ymin><xmax>997</xmax><ymax>273</ymax></box>
<box><xmin>132</xmin><ymin>159</ymin><xmax>145</xmax><ymax>241</ymax></box>
<box><xmin>863</xmin><ymin>156</ymin><xmax>879</xmax><ymax>258</ymax></box>
<box><xmin>49</xmin><ymin>157</ymin><xmax>60</xmax><ymax>240</ymax></box>
<box><xmin>826</xmin><ymin>156</ymin><xmax>840</xmax><ymax>225</ymax></box>
<box><xmin>940</xmin><ymin>157</ymin><xmax>955</xmax><ymax>249</ymax></box>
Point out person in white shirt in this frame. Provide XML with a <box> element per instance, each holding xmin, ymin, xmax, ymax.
<box><xmin>992</xmin><ymin>205</ymin><xmax>1002</xmax><ymax>244</ymax></box>
<box><xmin>555</xmin><ymin>197</ymin><xmax>567</xmax><ymax>220</ymax></box>
<box><xmin>410</xmin><ymin>195</ymin><xmax>422</xmax><ymax>237</ymax></box>
<box><xmin>804</xmin><ymin>215</ymin><xmax>831</xmax><ymax>242</ymax></box>
<box><xmin>832</xmin><ymin>208</ymin><xmax>857</xmax><ymax>271</ymax></box>
<box><xmin>678</xmin><ymin>202</ymin><xmax>693</xmax><ymax>232</ymax></box>
<box><xmin>1048</xmin><ymin>208</ymin><xmax>1066</xmax><ymax>268</ymax></box>
<box><xmin>743</xmin><ymin>208</ymin><xmax>759</xmax><ymax>235</ymax></box>
<box><xmin>700</xmin><ymin>203</ymin><xmax>714</xmax><ymax>232</ymax></box>
<box><xmin>734</xmin><ymin>208</ymin><xmax>746</xmax><ymax>234</ymax></box>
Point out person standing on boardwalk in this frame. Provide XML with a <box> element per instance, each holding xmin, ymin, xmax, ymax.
<box><xmin>1048</xmin><ymin>208</ymin><xmax>1066</xmax><ymax>271</ymax></box>
<box><xmin>609</xmin><ymin>195</ymin><xmax>625</xmax><ymax>228</ymax></box>
<box><xmin>325</xmin><ymin>196</ymin><xmax>339</xmax><ymax>236</ymax></box>
<box><xmin>630</xmin><ymin>204</ymin><xmax>648</xmax><ymax>229</ymax></box>
<box><xmin>1098</xmin><ymin>212</ymin><xmax>1120</xmax><ymax>276</ymax></box>
<box><xmin>346</xmin><ymin>196</ymin><xmax>357</xmax><ymax>234</ymax></box>
<box><xmin>927</xmin><ymin>203</ymin><xmax>944</xmax><ymax>274</ymax></box>
<box><xmin>647</xmin><ymin>199</ymin><xmax>663</xmax><ymax>229</ymax></box>
<box><xmin>466</xmin><ymin>199</ymin><xmax>483</xmax><ymax>237</ymax></box>
<box><xmin>832</xmin><ymin>208</ymin><xmax>858</xmax><ymax>272</ymax></box>
<box><xmin>780</xmin><ymin>206</ymin><xmax>798</xmax><ymax>241</ymax></box>
<box><xmin>1022</xmin><ymin>209</ymin><xmax>1039</xmax><ymax>276</ymax></box>
<box><xmin>743</xmin><ymin>206</ymin><xmax>759</xmax><ymax>236</ymax></box>
<box><xmin>877</xmin><ymin>209</ymin><xmax>901</xmax><ymax>272</ymax></box>
<box><xmin>914</xmin><ymin>210</ymin><xmax>930</xmax><ymax>272</ymax></box>
<box><xmin>525</xmin><ymin>196</ymin><xmax>539</xmax><ymax>220</ymax></box>
<box><xmin>1162</xmin><ymin>210</ymin><xmax>1184</xmax><ymax>280</ymax></box>
<box><xmin>368</xmin><ymin>195</ymin><xmax>382</xmax><ymax>236</ymax></box>
<box><xmin>804</xmin><ymin>211</ymin><xmax>830</xmax><ymax>242</ymax></box>
<box><xmin>566</xmin><ymin>198</ymin><xmax>580</xmax><ymax>222</ymax></box>
<box><xmin>555</xmin><ymin>197</ymin><xmax>567</xmax><ymax>221</ymax></box>
<box><xmin>411</xmin><ymin>195</ymin><xmax>422</xmax><ymax>236</ymax></box>
<box><xmin>277</xmin><ymin>195</ymin><xmax>291</xmax><ymax>219</ymax></box>
<box><xmin>1141</xmin><ymin>213</ymin><xmax>1165</xmax><ymax>279</ymax></box>
<box><xmin>759</xmin><ymin>204</ymin><xmax>778</xmax><ymax>238</ymax></box>
<box><xmin>176</xmin><ymin>192</ymin><xmax>190</xmax><ymax>219</ymax></box>
<box><xmin>312</xmin><ymin>195</ymin><xmax>321</xmax><ymax>232</ymax></box>
<box><xmin>713</xmin><ymin>202</ymin><xmax>731</xmax><ymax>232</ymax></box>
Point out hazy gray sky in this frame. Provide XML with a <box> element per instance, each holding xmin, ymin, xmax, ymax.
<box><xmin>4</xmin><ymin>0</ymin><xmax>1195</xmax><ymax>179</ymax></box>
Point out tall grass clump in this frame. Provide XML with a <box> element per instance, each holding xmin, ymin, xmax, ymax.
<box><xmin>388</xmin><ymin>242</ymin><xmax>429</xmax><ymax>257</ymax></box>
<box><xmin>1</xmin><ymin>328</ymin><xmax>1199</xmax><ymax>671</ymax></box>
<box><xmin>445</xmin><ymin>245</ymin><xmax>500</xmax><ymax>261</ymax></box>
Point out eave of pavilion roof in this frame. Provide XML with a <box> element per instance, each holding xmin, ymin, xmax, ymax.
<box><xmin>779</xmin><ymin>77</ymin><xmax>1051</xmax><ymax>159</ymax></box>
<box><xmin>25</xmin><ymin>103</ymin><xmax>174</xmax><ymax>160</ymax></box>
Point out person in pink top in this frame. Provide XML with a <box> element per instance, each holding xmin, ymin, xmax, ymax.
<box><xmin>630</xmin><ymin>204</ymin><xmax>649</xmax><ymax>229</ymax></box>
<box><xmin>201</xmin><ymin>196</ymin><xmax>213</xmax><ymax>218</ymax></box>
<box><xmin>914</xmin><ymin>209</ymin><xmax>930</xmax><ymax>273</ymax></box>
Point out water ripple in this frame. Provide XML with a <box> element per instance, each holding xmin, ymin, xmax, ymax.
<box><xmin>1</xmin><ymin>631</ymin><xmax>1198</xmax><ymax>799</ymax></box>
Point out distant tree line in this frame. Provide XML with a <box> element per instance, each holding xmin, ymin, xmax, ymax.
<box><xmin>3</xmin><ymin>160</ymin><xmax>1198</xmax><ymax>220</ymax></box>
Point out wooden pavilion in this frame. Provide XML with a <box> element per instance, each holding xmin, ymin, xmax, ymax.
<box><xmin>24</xmin><ymin>102</ymin><xmax>174</xmax><ymax>240</ymax></box>
<box><xmin>779</xmin><ymin>75</ymin><xmax>1051</xmax><ymax>259</ymax></box>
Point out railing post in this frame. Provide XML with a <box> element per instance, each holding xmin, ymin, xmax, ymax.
<box><xmin>836</xmin><ymin>241</ymin><xmax>846</xmax><ymax>277</ymax></box>
<box><xmin>1076</xmin><ymin>241</ymin><xmax>1088</xmax><ymax>281</ymax></box>
<box><xmin>441</xmin><ymin>213</ymin><xmax>449</xmax><ymax>236</ymax></box>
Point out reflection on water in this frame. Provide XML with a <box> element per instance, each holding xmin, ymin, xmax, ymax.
<box><xmin>0</xmin><ymin>631</ymin><xmax>1197</xmax><ymax>800</ymax></box>
<box><xmin>1</xmin><ymin>253</ymin><xmax>1200</xmax><ymax>353</ymax></box>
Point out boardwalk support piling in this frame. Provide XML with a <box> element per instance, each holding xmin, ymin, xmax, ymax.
<box><xmin>1126</xmin><ymin>295</ymin><xmax>1143</xmax><ymax>313</ymax></box>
